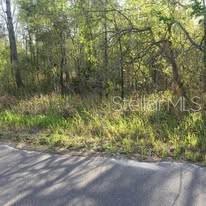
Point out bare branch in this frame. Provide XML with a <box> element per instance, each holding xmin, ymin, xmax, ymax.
<box><xmin>176</xmin><ymin>22</ymin><xmax>203</xmax><ymax>51</ymax></box>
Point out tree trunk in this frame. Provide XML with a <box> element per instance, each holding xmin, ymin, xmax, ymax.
<box><xmin>114</xmin><ymin>15</ymin><xmax>124</xmax><ymax>99</ymax></box>
<box><xmin>169</xmin><ymin>46</ymin><xmax>186</xmax><ymax>97</ymax></box>
<box><xmin>6</xmin><ymin>0</ymin><xmax>23</xmax><ymax>88</ymax></box>
<box><xmin>119</xmin><ymin>37</ymin><xmax>124</xmax><ymax>99</ymax></box>
<box><xmin>114</xmin><ymin>16</ymin><xmax>125</xmax><ymax>100</ymax></box>
<box><xmin>103</xmin><ymin>0</ymin><xmax>108</xmax><ymax>97</ymax></box>
<box><xmin>163</xmin><ymin>40</ymin><xmax>187</xmax><ymax>98</ymax></box>
<box><xmin>60</xmin><ymin>31</ymin><xmax>66</xmax><ymax>95</ymax></box>
<box><xmin>203</xmin><ymin>0</ymin><xmax>206</xmax><ymax>91</ymax></box>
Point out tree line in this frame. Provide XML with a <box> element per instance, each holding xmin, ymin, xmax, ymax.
<box><xmin>0</xmin><ymin>0</ymin><xmax>206</xmax><ymax>99</ymax></box>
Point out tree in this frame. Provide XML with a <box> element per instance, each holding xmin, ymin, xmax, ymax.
<box><xmin>5</xmin><ymin>0</ymin><xmax>23</xmax><ymax>88</ymax></box>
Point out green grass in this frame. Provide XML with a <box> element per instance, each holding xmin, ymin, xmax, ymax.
<box><xmin>0</xmin><ymin>93</ymin><xmax>205</xmax><ymax>163</ymax></box>
<box><xmin>0</xmin><ymin>111</ymin><xmax>67</xmax><ymax>128</ymax></box>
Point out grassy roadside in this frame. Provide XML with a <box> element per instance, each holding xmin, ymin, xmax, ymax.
<box><xmin>0</xmin><ymin>93</ymin><xmax>206</xmax><ymax>163</ymax></box>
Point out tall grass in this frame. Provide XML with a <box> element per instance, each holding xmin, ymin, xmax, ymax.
<box><xmin>0</xmin><ymin>93</ymin><xmax>205</xmax><ymax>162</ymax></box>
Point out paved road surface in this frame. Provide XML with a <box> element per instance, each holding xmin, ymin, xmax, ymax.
<box><xmin>0</xmin><ymin>144</ymin><xmax>206</xmax><ymax>206</ymax></box>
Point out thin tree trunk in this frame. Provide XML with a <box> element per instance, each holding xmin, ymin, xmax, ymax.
<box><xmin>203</xmin><ymin>0</ymin><xmax>206</xmax><ymax>91</ymax></box>
<box><xmin>119</xmin><ymin>37</ymin><xmax>124</xmax><ymax>99</ymax></box>
<box><xmin>114</xmin><ymin>15</ymin><xmax>124</xmax><ymax>99</ymax></box>
<box><xmin>103</xmin><ymin>0</ymin><xmax>108</xmax><ymax>97</ymax></box>
<box><xmin>169</xmin><ymin>44</ymin><xmax>187</xmax><ymax>97</ymax></box>
<box><xmin>6</xmin><ymin>0</ymin><xmax>23</xmax><ymax>88</ymax></box>
<box><xmin>60</xmin><ymin>31</ymin><xmax>66</xmax><ymax>95</ymax></box>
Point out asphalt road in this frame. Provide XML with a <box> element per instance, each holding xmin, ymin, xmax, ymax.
<box><xmin>0</xmin><ymin>144</ymin><xmax>206</xmax><ymax>206</ymax></box>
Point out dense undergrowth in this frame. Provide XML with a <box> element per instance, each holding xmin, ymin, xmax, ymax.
<box><xmin>0</xmin><ymin>93</ymin><xmax>205</xmax><ymax>163</ymax></box>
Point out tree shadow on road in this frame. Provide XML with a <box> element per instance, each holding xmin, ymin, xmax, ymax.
<box><xmin>0</xmin><ymin>146</ymin><xmax>205</xmax><ymax>206</ymax></box>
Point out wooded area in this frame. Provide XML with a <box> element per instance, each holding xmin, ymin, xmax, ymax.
<box><xmin>0</xmin><ymin>0</ymin><xmax>206</xmax><ymax>162</ymax></box>
<box><xmin>0</xmin><ymin>0</ymin><xmax>205</xmax><ymax>97</ymax></box>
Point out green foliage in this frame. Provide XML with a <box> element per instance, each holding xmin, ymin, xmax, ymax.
<box><xmin>0</xmin><ymin>0</ymin><xmax>203</xmax><ymax>96</ymax></box>
<box><xmin>191</xmin><ymin>0</ymin><xmax>205</xmax><ymax>17</ymax></box>
<box><xmin>0</xmin><ymin>94</ymin><xmax>205</xmax><ymax>162</ymax></box>
<box><xmin>0</xmin><ymin>111</ymin><xmax>66</xmax><ymax>129</ymax></box>
<box><xmin>0</xmin><ymin>40</ymin><xmax>12</xmax><ymax>94</ymax></box>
